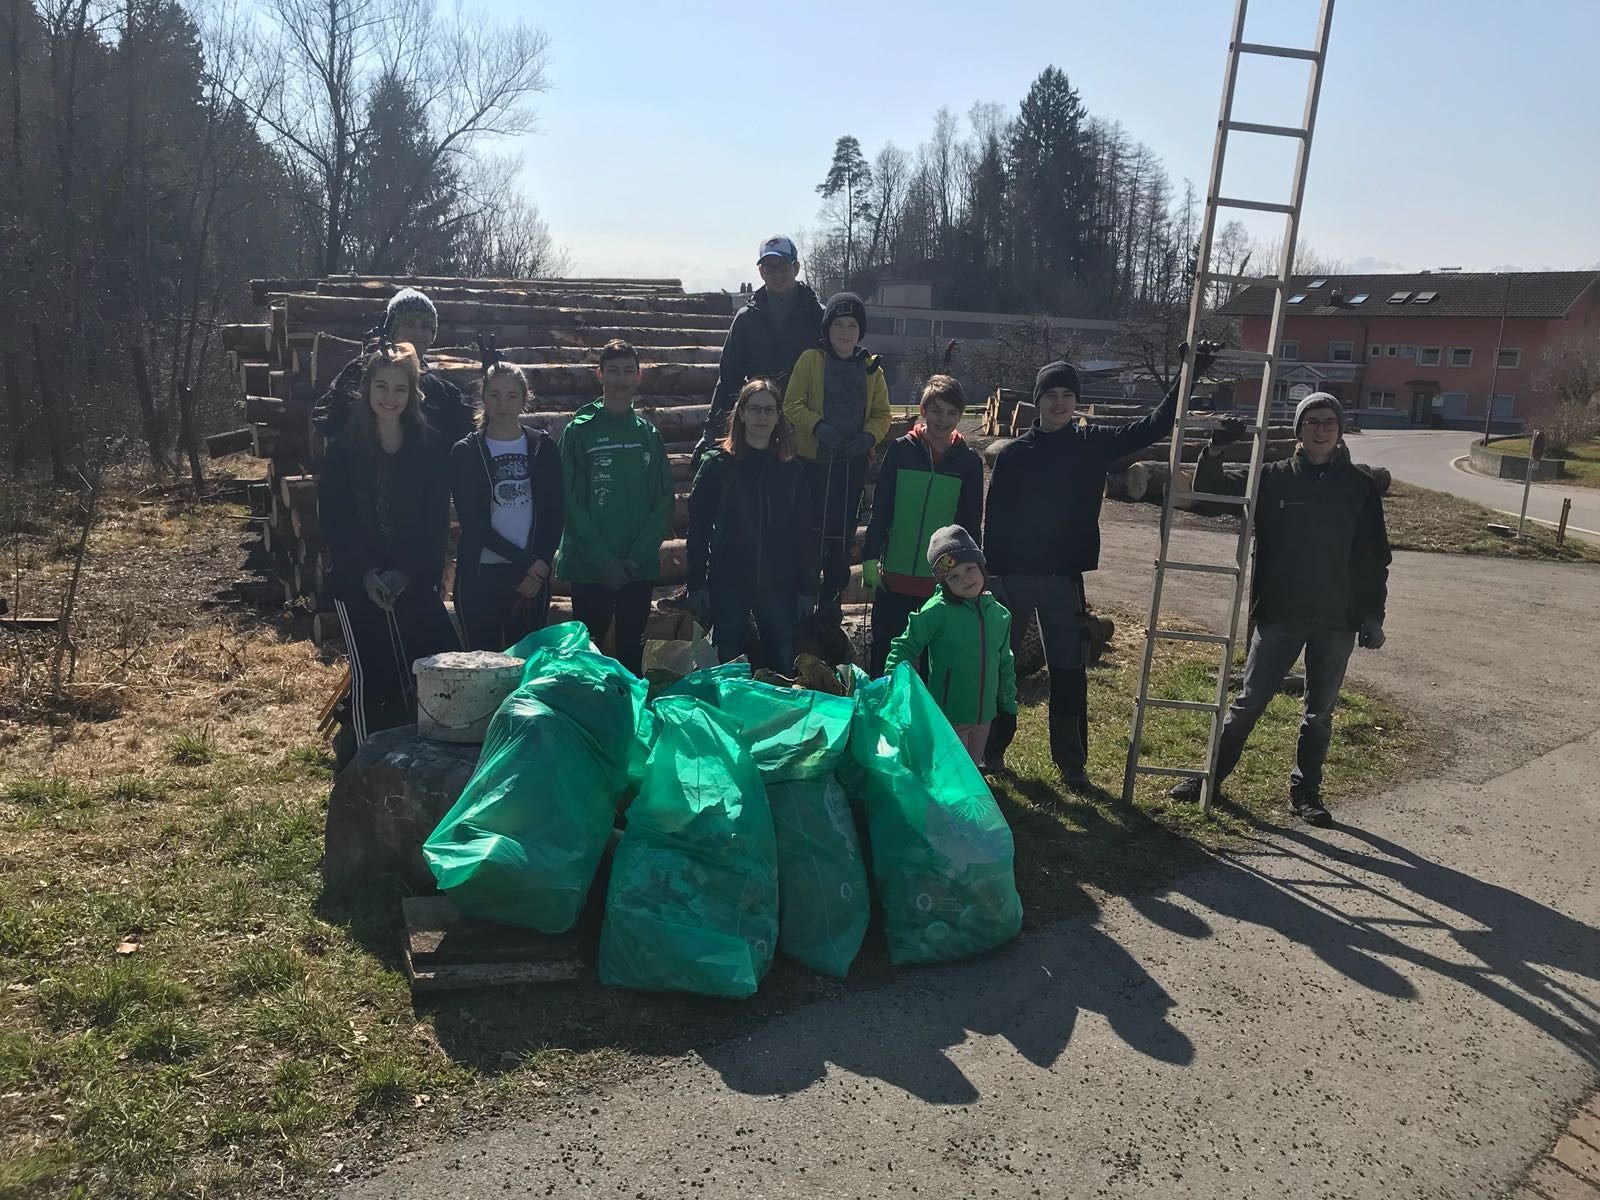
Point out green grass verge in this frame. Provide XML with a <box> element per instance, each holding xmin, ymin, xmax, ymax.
<box><xmin>1384</xmin><ymin>480</ymin><xmax>1600</xmax><ymax>562</ymax></box>
<box><xmin>1489</xmin><ymin>436</ymin><xmax>1600</xmax><ymax>488</ymax></box>
<box><xmin>0</xmin><ymin>622</ymin><xmax>1420</xmax><ymax>1199</ymax></box>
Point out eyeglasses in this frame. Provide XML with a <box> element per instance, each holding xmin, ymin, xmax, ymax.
<box><xmin>1301</xmin><ymin>418</ymin><xmax>1340</xmax><ymax>431</ymax></box>
<box><xmin>758</xmin><ymin>258</ymin><xmax>796</xmax><ymax>271</ymax></box>
<box><xmin>743</xmin><ymin>405</ymin><xmax>780</xmax><ymax>417</ymax></box>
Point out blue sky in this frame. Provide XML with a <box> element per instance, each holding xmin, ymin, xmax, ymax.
<box><xmin>491</xmin><ymin>0</ymin><xmax>1599</xmax><ymax>293</ymax></box>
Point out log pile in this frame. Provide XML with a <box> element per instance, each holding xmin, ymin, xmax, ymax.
<box><xmin>220</xmin><ymin>275</ymin><xmax>742</xmax><ymax>646</ymax></box>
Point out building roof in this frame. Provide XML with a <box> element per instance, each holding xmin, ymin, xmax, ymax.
<box><xmin>1217</xmin><ymin>270</ymin><xmax>1600</xmax><ymax>321</ymax></box>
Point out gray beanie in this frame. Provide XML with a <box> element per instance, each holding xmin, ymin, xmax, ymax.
<box><xmin>927</xmin><ymin>524</ymin><xmax>985</xmax><ymax>580</ymax></box>
<box><xmin>386</xmin><ymin>287</ymin><xmax>438</xmax><ymax>335</ymax></box>
<box><xmin>1294</xmin><ymin>391</ymin><xmax>1344</xmax><ymax>436</ymax></box>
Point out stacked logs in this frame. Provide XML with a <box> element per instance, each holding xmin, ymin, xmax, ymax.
<box><xmin>219</xmin><ymin>276</ymin><xmax>740</xmax><ymax>646</ymax></box>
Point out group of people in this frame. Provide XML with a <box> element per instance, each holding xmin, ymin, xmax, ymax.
<box><xmin>315</xmin><ymin>233</ymin><xmax>1392</xmax><ymax>823</ymax></box>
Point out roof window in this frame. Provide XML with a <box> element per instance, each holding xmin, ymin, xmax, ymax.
<box><xmin>1308</xmin><ymin>279</ymin><xmax>1327</xmax><ymax>288</ymax></box>
<box><xmin>1288</xmin><ymin>293</ymin><xmax>1307</xmax><ymax>304</ymax></box>
<box><xmin>1349</xmin><ymin>293</ymin><xmax>1369</xmax><ymax>304</ymax></box>
<box><xmin>1387</xmin><ymin>291</ymin><xmax>1412</xmax><ymax>304</ymax></box>
<box><xmin>1412</xmin><ymin>290</ymin><xmax>1438</xmax><ymax>304</ymax></box>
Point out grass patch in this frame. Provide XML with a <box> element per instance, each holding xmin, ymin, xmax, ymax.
<box><xmin>36</xmin><ymin>962</ymin><xmax>192</xmax><ymax>1030</ymax></box>
<box><xmin>1491</xmin><ymin>436</ymin><xmax>1600</xmax><ymax>487</ymax></box>
<box><xmin>1383</xmin><ymin>480</ymin><xmax>1600</xmax><ymax>562</ymax></box>
<box><xmin>167</xmin><ymin>730</ymin><xmax>216</xmax><ymax>766</ymax></box>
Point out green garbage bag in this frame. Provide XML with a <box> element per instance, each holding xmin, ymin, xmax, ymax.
<box><xmin>847</xmin><ymin>663</ymin><xmax>1022</xmax><ymax>965</ymax></box>
<box><xmin>715</xmin><ymin>679</ymin><xmax>854</xmax><ymax>784</ymax></box>
<box><xmin>767</xmin><ymin>775</ymin><xmax>869</xmax><ymax>977</ymax></box>
<box><xmin>657</xmin><ymin>660</ymin><xmax>751</xmax><ymax>706</ymax></box>
<box><xmin>599</xmin><ymin>696</ymin><xmax>778</xmax><ymax>998</ymax></box>
<box><xmin>422</xmin><ymin>622</ymin><xmax>650</xmax><ymax>932</ymax></box>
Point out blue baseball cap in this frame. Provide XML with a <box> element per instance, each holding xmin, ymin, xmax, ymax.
<box><xmin>757</xmin><ymin>235</ymin><xmax>798</xmax><ymax>263</ymax></box>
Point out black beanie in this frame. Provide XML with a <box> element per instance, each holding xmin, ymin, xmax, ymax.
<box><xmin>820</xmin><ymin>292</ymin><xmax>868</xmax><ymax>343</ymax></box>
<box><xmin>927</xmin><ymin>524</ymin><xmax>986</xmax><ymax>579</ymax></box>
<box><xmin>1035</xmin><ymin>361</ymin><xmax>1082</xmax><ymax>403</ymax></box>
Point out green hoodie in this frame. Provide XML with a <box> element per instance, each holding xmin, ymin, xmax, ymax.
<box><xmin>884</xmin><ymin>587</ymin><xmax>1017</xmax><ymax>726</ymax></box>
<box><xmin>555</xmin><ymin>400</ymin><xmax>674</xmax><ymax>584</ymax></box>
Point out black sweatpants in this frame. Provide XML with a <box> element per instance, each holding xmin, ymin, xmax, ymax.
<box><xmin>454</xmin><ymin>562</ymin><xmax>551</xmax><ymax>653</ymax></box>
<box><xmin>803</xmin><ymin>454</ymin><xmax>868</xmax><ymax>621</ymax></box>
<box><xmin>335</xmin><ymin>585</ymin><xmax>461</xmax><ymax>746</ymax></box>
<box><xmin>989</xmin><ymin>572</ymin><xmax>1090</xmax><ymax>771</ymax></box>
<box><xmin>571</xmin><ymin>579</ymin><xmax>655</xmax><ymax>677</ymax></box>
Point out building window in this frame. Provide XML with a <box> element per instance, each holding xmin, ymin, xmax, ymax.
<box><xmin>1279</xmin><ymin>341</ymin><xmax>1299</xmax><ymax>360</ymax></box>
<box><xmin>1388</xmin><ymin>291</ymin><xmax>1412</xmax><ymax>304</ymax></box>
<box><xmin>1418</xmin><ymin>346</ymin><xmax>1442</xmax><ymax>367</ymax></box>
<box><xmin>1271</xmin><ymin>382</ymin><xmax>1290</xmax><ymax>405</ymax></box>
<box><xmin>1412</xmin><ymin>290</ymin><xmax>1438</xmax><ymax>304</ymax></box>
<box><xmin>1386</xmin><ymin>345</ymin><xmax>1398</xmax><ymax>357</ymax></box>
<box><xmin>1288</xmin><ymin>294</ymin><xmax>1307</xmax><ymax>304</ymax></box>
<box><xmin>1368</xmin><ymin>390</ymin><xmax>1396</xmax><ymax>409</ymax></box>
<box><xmin>1440</xmin><ymin>391</ymin><xmax>1470</xmax><ymax>417</ymax></box>
<box><xmin>1369</xmin><ymin>344</ymin><xmax>1382</xmax><ymax>358</ymax></box>
<box><xmin>1308</xmin><ymin>278</ymin><xmax>1327</xmax><ymax>289</ymax></box>
<box><xmin>1329</xmin><ymin>340</ymin><xmax>1354</xmax><ymax>362</ymax></box>
<box><xmin>1349</xmin><ymin>292</ymin><xmax>1370</xmax><ymax>304</ymax></box>
<box><xmin>942</xmin><ymin>319</ymin><xmax>993</xmax><ymax>338</ymax></box>
<box><xmin>1496</xmin><ymin>348</ymin><xmax>1521</xmax><ymax>369</ymax></box>
<box><xmin>1449</xmin><ymin>347</ymin><xmax>1473</xmax><ymax>368</ymax></box>
<box><xmin>1491</xmin><ymin>394</ymin><xmax>1515</xmax><ymax>416</ymax></box>
<box><xmin>1401</xmin><ymin>345</ymin><xmax>1416</xmax><ymax>358</ymax></box>
<box><xmin>903</xmin><ymin>317</ymin><xmax>932</xmax><ymax>336</ymax></box>
<box><xmin>865</xmin><ymin>316</ymin><xmax>896</xmax><ymax>335</ymax></box>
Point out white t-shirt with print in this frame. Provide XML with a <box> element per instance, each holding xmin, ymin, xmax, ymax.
<box><xmin>481</xmin><ymin>436</ymin><xmax>534</xmax><ymax>564</ymax></box>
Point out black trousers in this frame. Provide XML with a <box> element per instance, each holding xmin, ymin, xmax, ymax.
<box><xmin>803</xmin><ymin>454</ymin><xmax>868</xmax><ymax>620</ymax></box>
<box><xmin>990</xmin><ymin>572</ymin><xmax>1090</xmax><ymax>770</ymax></box>
<box><xmin>454</xmin><ymin>562</ymin><xmax>551</xmax><ymax>653</ymax></box>
<box><xmin>571</xmin><ymin>579</ymin><xmax>654</xmax><ymax>676</ymax></box>
<box><xmin>869</xmin><ymin>587</ymin><xmax>926</xmax><ymax>676</ymax></box>
<box><xmin>335</xmin><ymin>585</ymin><xmax>461</xmax><ymax>746</ymax></box>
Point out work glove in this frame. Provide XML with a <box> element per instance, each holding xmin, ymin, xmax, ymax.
<box><xmin>861</xmin><ymin>558</ymin><xmax>881</xmax><ymax>593</ymax></box>
<box><xmin>599</xmin><ymin>558</ymin><xmax>630</xmax><ymax>591</ymax></box>
<box><xmin>362</xmin><ymin>569</ymin><xmax>395</xmax><ymax>612</ymax></box>
<box><xmin>686</xmin><ymin>588</ymin><xmax>711</xmax><ymax>626</ymax></box>
<box><xmin>843</xmin><ymin>431</ymin><xmax>877</xmax><ymax>458</ymax></box>
<box><xmin>796</xmin><ymin>594</ymin><xmax>818</xmax><ymax>621</ymax></box>
<box><xmin>1178</xmin><ymin>338</ymin><xmax>1222</xmax><ymax>378</ymax></box>
<box><xmin>1358</xmin><ymin>621</ymin><xmax>1386</xmax><ymax>650</ymax></box>
<box><xmin>1210</xmin><ymin>416</ymin><xmax>1252</xmax><ymax>448</ymax></box>
<box><xmin>985</xmin><ymin>710</ymin><xmax>1019</xmax><ymax>769</ymax></box>
<box><xmin>812</xmin><ymin>421</ymin><xmax>845</xmax><ymax>453</ymax></box>
<box><xmin>378</xmin><ymin>569</ymin><xmax>409</xmax><ymax>601</ymax></box>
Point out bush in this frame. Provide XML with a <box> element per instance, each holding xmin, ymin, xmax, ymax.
<box><xmin>1542</xmin><ymin>401</ymin><xmax>1600</xmax><ymax>456</ymax></box>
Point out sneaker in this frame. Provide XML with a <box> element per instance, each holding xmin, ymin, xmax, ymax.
<box><xmin>1290</xmin><ymin>791</ymin><xmax>1332</xmax><ymax>827</ymax></box>
<box><xmin>1170</xmin><ymin>777</ymin><xmax>1204</xmax><ymax>804</ymax></box>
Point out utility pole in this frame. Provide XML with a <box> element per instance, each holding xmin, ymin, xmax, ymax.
<box><xmin>1480</xmin><ymin>274</ymin><xmax>1512</xmax><ymax>445</ymax></box>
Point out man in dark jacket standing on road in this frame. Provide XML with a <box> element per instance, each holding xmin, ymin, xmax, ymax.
<box><xmin>983</xmin><ymin>342</ymin><xmax>1217</xmax><ymax>787</ymax></box>
<box><xmin>1171</xmin><ymin>392</ymin><xmax>1390</xmax><ymax>826</ymax></box>
<box><xmin>694</xmin><ymin>235</ymin><xmax>825</xmax><ymax>465</ymax></box>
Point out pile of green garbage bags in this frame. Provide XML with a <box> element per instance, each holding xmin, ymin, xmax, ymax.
<box><xmin>423</xmin><ymin>625</ymin><xmax>1022</xmax><ymax>998</ymax></box>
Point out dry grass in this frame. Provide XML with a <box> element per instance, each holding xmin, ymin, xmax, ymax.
<box><xmin>1383</xmin><ymin>480</ymin><xmax>1600</xmax><ymax>562</ymax></box>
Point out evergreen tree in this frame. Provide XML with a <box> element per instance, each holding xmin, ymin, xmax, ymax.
<box><xmin>816</xmin><ymin>134</ymin><xmax>873</xmax><ymax>285</ymax></box>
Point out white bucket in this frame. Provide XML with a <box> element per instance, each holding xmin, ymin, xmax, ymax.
<box><xmin>412</xmin><ymin>651</ymin><xmax>524</xmax><ymax>744</ymax></box>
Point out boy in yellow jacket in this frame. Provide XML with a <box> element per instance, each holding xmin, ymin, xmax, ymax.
<box><xmin>783</xmin><ymin>292</ymin><xmax>891</xmax><ymax>622</ymax></box>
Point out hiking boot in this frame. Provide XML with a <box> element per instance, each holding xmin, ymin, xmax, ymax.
<box><xmin>1170</xmin><ymin>777</ymin><xmax>1204</xmax><ymax>804</ymax></box>
<box><xmin>1058</xmin><ymin>765</ymin><xmax>1093</xmax><ymax>793</ymax></box>
<box><xmin>1290</xmin><ymin>790</ymin><xmax>1332</xmax><ymax>827</ymax></box>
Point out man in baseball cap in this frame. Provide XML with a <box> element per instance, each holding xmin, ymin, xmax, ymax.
<box><xmin>694</xmin><ymin>234</ymin><xmax>824</xmax><ymax>465</ymax></box>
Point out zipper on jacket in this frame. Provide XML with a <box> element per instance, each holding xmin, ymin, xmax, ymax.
<box><xmin>976</xmin><ymin>598</ymin><xmax>988</xmax><ymax>722</ymax></box>
<box><xmin>907</xmin><ymin>437</ymin><xmax>938</xmax><ymax>577</ymax></box>
<box><xmin>942</xmin><ymin>667</ymin><xmax>952</xmax><ymax>708</ymax></box>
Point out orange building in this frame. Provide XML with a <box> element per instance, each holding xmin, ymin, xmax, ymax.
<box><xmin>1218</xmin><ymin>270</ymin><xmax>1600</xmax><ymax>431</ymax></box>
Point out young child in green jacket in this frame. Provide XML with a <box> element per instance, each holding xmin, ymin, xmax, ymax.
<box><xmin>884</xmin><ymin>525</ymin><xmax>1018</xmax><ymax>770</ymax></box>
<box><xmin>555</xmin><ymin>339</ymin><xmax>673</xmax><ymax>676</ymax></box>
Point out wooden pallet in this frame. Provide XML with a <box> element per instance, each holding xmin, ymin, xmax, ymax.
<box><xmin>401</xmin><ymin>896</ymin><xmax>584</xmax><ymax>993</ymax></box>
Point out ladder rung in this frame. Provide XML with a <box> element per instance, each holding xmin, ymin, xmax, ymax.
<box><xmin>1135</xmin><ymin>765</ymin><xmax>1210</xmax><ymax>780</ymax></box>
<box><xmin>1143</xmin><ymin>698</ymin><xmax>1219</xmax><ymax>713</ymax></box>
<box><xmin>1149</xmin><ymin>630</ymin><xmax>1232</xmax><ymax>646</ymax></box>
<box><xmin>1225</xmin><ymin>120</ymin><xmax>1309</xmax><ymax>139</ymax></box>
<box><xmin>1214</xmin><ymin>196</ymin><xmax>1297</xmax><ymax>215</ymax></box>
<box><xmin>1237</xmin><ymin>41</ymin><xmax>1322</xmax><ymax>62</ymax></box>
<box><xmin>1175</xmin><ymin>490</ymin><xmax>1250</xmax><ymax>507</ymax></box>
<box><xmin>1160</xmin><ymin>560</ymin><xmax>1241</xmax><ymax>577</ymax></box>
<box><xmin>1204</xmin><ymin>271</ymin><xmax>1280</xmax><ymax>288</ymax></box>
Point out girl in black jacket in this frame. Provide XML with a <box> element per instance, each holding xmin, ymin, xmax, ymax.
<box><xmin>685</xmin><ymin>379</ymin><xmax>818</xmax><ymax>672</ymax></box>
<box><xmin>320</xmin><ymin>342</ymin><xmax>461</xmax><ymax>746</ymax></box>
<box><xmin>449</xmin><ymin>362</ymin><xmax>565</xmax><ymax>651</ymax></box>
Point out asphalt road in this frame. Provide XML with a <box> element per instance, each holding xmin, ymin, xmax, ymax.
<box><xmin>333</xmin><ymin>527</ymin><xmax>1600</xmax><ymax>1200</ymax></box>
<box><xmin>1348</xmin><ymin>429</ymin><xmax>1600</xmax><ymax>544</ymax></box>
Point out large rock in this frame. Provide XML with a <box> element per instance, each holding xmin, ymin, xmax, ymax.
<box><xmin>323</xmin><ymin>728</ymin><xmax>481</xmax><ymax>894</ymax></box>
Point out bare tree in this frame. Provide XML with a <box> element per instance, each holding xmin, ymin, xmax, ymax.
<box><xmin>451</xmin><ymin>156</ymin><xmax>570</xmax><ymax>278</ymax></box>
<box><xmin>1536</xmin><ymin>333</ymin><xmax>1600</xmax><ymax>412</ymax></box>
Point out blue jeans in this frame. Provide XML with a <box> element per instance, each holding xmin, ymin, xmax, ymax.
<box><xmin>1214</xmin><ymin>624</ymin><xmax>1357</xmax><ymax>798</ymax></box>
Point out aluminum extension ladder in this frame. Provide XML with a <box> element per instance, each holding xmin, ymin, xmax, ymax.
<box><xmin>1121</xmin><ymin>0</ymin><xmax>1336</xmax><ymax>812</ymax></box>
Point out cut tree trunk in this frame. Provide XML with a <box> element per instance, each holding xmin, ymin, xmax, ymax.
<box><xmin>285</xmin><ymin>294</ymin><xmax>733</xmax><ymax>334</ymax></box>
<box><xmin>205</xmin><ymin>428</ymin><xmax>252</xmax><ymax>458</ymax></box>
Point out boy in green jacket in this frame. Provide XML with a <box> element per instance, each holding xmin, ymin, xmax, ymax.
<box><xmin>884</xmin><ymin>525</ymin><xmax>1018</xmax><ymax>770</ymax></box>
<box><xmin>555</xmin><ymin>339</ymin><xmax>674</xmax><ymax>675</ymax></box>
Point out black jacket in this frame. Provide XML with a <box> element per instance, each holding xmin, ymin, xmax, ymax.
<box><xmin>449</xmin><ymin>428</ymin><xmax>565</xmax><ymax>580</ymax></box>
<box><xmin>686</xmin><ymin>448</ymin><xmax>817</xmax><ymax>596</ymax></box>
<box><xmin>702</xmin><ymin>283</ymin><xmax>825</xmax><ymax>442</ymax></box>
<box><xmin>312</xmin><ymin>355</ymin><xmax>476</xmax><ymax>446</ymax></box>
<box><xmin>983</xmin><ymin>384</ymin><xmax>1179</xmax><ymax>577</ymax></box>
<box><xmin>1196</xmin><ymin>444</ymin><xmax>1390</xmax><ymax>629</ymax></box>
<box><xmin>319</xmin><ymin>428</ymin><xmax>452</xmax><ymax>602</ymax></box>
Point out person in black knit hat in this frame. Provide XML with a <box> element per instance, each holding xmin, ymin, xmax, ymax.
<box><xmin>983</xmin><ymin>341</ymin><xmax>1218</xmax><ymax>788</ymax></box>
